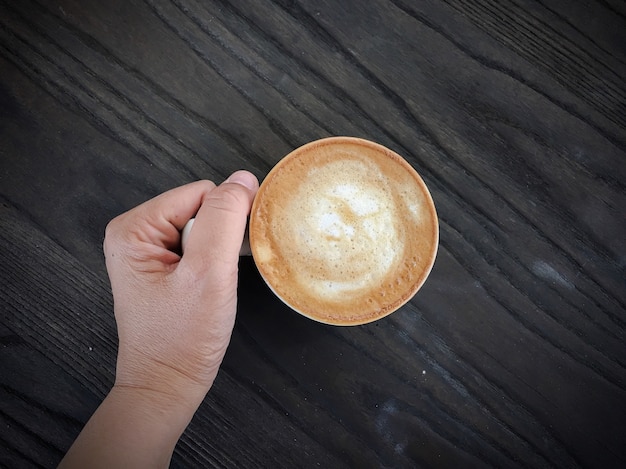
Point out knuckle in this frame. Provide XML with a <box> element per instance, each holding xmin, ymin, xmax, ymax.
<box><xmin>103</xmin><ymin>213</ymin><xmax>129</xmax><ymax>255</ymax></box>
<box><xmin>205</xmin><ymin>185</ymin><xmax>248</xmax><ymax>213</ymax></box>
<box><xmin>104</xmin><ymin>215</ymin><xmax>123</xmax><ymax>242</ymax></box>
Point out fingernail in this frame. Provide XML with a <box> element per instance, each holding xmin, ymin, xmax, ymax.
<box><xmin>226</xmin><ymin>170</ymin><xmax>258</xmax><ymax>191</ymax></box>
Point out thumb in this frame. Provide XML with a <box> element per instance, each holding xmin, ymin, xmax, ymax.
<box><xmin>181</xmin><ymin>171</ymin><xmax>259</xmax><ymax>275</ymax></box>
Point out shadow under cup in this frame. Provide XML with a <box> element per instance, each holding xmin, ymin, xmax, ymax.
<box><xmin>249</xmin><ymin>136</ymin><xmax>439</xmax><ymax>326</ymax></box>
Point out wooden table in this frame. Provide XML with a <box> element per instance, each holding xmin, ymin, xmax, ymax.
<box><xmin>1</xmin><ymin>0</ymin><xmax>624</xmax><ymax>467</ymax></box>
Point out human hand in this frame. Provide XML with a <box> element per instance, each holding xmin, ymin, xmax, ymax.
<box><xmin>60</xmin><ymin>171</ymin><xmax>259</xmax><ymax>468</ymax></box>
<box><xmin>103</xmin><ymin>170</ymin><xmax>259</xmax><ymax>405</ymax></box>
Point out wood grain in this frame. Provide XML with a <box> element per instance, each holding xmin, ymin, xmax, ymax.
<box><xmin>1</xmin><ymin>0</ymin><xmax>624</xmax><ymax>467</ymax></box>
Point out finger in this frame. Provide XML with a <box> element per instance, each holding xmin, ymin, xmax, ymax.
<box><xmin>106</xmin><ymin>180</ymin><xmax>217</xmax><ymax>251</ymax></box>
<box><xmin>181</xmin><ymin>219</ymin><xmax>251</xmax><ymax>256</ymax></box>
<box><xmin>136</xmin><ymin>180</ymin><xmax>217</xmax><ymax>232</ymax></box>
<box><xmin>181</xmin><ymin>171</ymin><xmax>258</xmax><ymax>274</ymax></box>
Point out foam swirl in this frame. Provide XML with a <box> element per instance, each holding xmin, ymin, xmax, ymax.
<box><xmin>280</xmin><ymin>159</ymin><xmax>400</xmax><ymax>300</ymax></box>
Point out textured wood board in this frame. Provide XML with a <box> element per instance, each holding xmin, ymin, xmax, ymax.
<box><xmin>1</xmin><ymin>0</ymin><xmax>624</xmax><ymax>467</ymax></box>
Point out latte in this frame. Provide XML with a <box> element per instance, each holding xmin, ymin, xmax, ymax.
<box><xmin>249</xmin><ymin>137</ymin><xmax>438</xmax><ymax>325</ymax></box>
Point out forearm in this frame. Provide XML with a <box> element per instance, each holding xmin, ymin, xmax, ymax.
<box><xmin>59</xmin><ymin>385</ymin><xmax>201</xmax><ymax>468</ymax></box>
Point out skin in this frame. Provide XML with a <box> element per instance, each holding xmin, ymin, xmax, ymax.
<box><xmin>59</xmin><ymin>170</ymin><xmax>259</xmax><ymax>468</ymax></box>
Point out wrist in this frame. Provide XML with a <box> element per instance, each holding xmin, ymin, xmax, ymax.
<box><xmin>114</xmin><ymin>347</ymin><xmax>216</xmax><ymax>414</ymax></box>
<box><xmin>110</xmin><ymin>380</ymin><xmax>205</xmax><ymax>431</ymax></box>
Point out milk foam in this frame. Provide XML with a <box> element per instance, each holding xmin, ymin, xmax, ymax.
<box><xmin>278</xmin><ymin>159</ymin><xmax>400</xmax><ymax>300</ymax></box>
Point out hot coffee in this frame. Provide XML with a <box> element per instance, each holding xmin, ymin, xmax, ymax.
<box><xmin>249</xmin><ymin>137</ymin><xmax>438</xmax><ymax>325</ymax></box>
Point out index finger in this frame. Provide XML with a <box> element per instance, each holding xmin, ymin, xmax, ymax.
<box><xmin>144</xmin><ymin>179</ymin><xmax>218</xmax><ymax>231</ymax></box>
<box><xmin>105</xmin><ymin>180</ymin><xmax>217</xmax><ymax>250</ymax></box>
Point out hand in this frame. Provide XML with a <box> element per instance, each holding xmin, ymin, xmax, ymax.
<box><xmin>60</xmin><ymin>170</ymin><xmax>259</xmax><ymax>468</ymax></box>
<box><xmin>105</xmin><ymin>170</ymin><xmax>258</xmax><ymax>402</ymax></box>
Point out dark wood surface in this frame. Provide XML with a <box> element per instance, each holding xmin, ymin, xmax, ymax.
<box><xmin>1</xmin><ymin>0</ymin><xmax>625</xmax><ymax>467</ymax></box>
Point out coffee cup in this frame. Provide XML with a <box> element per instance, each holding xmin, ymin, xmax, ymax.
<box><xmin>249</xmin><ymin>136</ymin><xmax>438</xmax><ymax>326</ymax></box>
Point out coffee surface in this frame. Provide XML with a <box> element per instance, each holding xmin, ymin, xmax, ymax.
<box><xmin>250</xmin><ymin>137</ymin><xmax>438</xmax><ymax>325</ymax></box>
